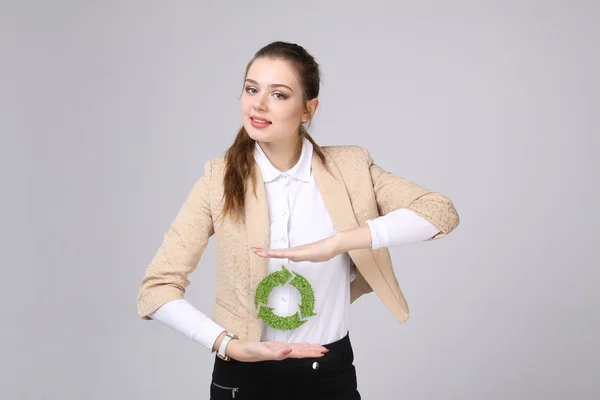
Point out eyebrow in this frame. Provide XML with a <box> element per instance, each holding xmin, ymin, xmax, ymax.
<box><xmin>245</xmin><ymin>79</ymin><xmax>294</xmax><ymax>93</ymax></box>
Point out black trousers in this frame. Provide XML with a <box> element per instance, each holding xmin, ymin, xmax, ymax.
<box><xmin>210</xmin><ymin>331</ymin><xmax>361</xmax><ymax>400</ymax></box>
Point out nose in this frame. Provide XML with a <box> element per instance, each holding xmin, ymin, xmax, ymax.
<box><xmin>253</xmin><ymin>93</ymin><xmax>268</xmax><ymax>111</ymax></box>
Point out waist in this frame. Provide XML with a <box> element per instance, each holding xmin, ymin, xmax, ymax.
<box><xmin>212</xmin><ymin>331</ymin><xmax>355</xmax><ymax>383</ymax></box>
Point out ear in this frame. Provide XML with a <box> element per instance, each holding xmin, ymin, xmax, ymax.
<box><xmin>302</xmin><ymin>98</ymin><xmax>319</xmax><ymax>122</ymax></box>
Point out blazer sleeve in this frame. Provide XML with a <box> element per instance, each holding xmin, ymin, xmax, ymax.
<box><xmin>136</xmin><ymin>160</ymin><xmax>215</xmax><ymax>320</ymax></box>
<box><xmin>363</xmin><ymin>147</ymin><xmax>459</xmax><ymax>240</ymax></box>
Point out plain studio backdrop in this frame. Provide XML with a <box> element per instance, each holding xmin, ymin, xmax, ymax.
<box><xmin>2</xmin><ymin>1</ymin><xmax>599</xmax><ymax>399</ymax></box>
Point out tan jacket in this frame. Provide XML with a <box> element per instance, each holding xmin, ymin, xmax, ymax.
<box><xmin>137</xmin><ymin>145</ymin><xmax>459</xmax><ymax>341</ymax></box>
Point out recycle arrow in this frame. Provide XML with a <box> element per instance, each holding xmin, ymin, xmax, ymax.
<box><xmin>257</xmin><ymin>306</ymin><xmax>307</xmax><ymax>331</ymax></box>
<box><xmin>254</xmin><ymin>266</ymin><xmax>293</xmax><ymax>308</ymax></box>
<box><xmin>254</xmin><ymin>265</ymin><xmax>318</xmax><ymax>331</ymax></box>
<box><xmin>290</xmin><ymin>273</ymin><xmax>317</xmax><ymax>319</ymax></box>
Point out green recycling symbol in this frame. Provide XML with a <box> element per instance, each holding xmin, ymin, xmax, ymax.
<box><xmin>254</xmin><ymin>265</ymin><xmax>317</xmax><ymax>331</ymax></box>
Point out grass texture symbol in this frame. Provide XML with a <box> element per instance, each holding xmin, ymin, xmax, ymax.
<box><xmin>254</xmin><ymin>266</ymin><xmax>317</xmax><ymax>331</ymax></box>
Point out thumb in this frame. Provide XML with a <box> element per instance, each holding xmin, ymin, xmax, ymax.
<box><xmin>279</xmin><ymin>347</ymin><xmax>293</xmax><ymax>357</ymax></box>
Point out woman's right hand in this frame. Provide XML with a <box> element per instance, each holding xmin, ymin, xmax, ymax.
<box><xmin>226</xmin><ymin>338</ymin><xmax>329</xmax><ymax>362</ymax></box>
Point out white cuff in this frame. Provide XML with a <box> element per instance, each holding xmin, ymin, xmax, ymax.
<box><xmin>149</xmin><ymin>299</ymin><xmax>225</xmax><ymax>351</ymax></box>
<box><xmin>365</xmin><ymin>219</ymin><xmax>381</xmax><ymax>249</ymax></box>
<box><xmin>365</xmin><ymin>208</ymin><xmax>441</xmax><ymax>249</ymax></box>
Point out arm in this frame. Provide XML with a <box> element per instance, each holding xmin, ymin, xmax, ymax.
<box><xmin>331</xmin><ymin>208</ymin><xmax>440</xmax><ymax>253</ymax></box>
<box><xmin>251</xmin><ymin>148</ymin><xmax>458</xmax><ymax>261</ymax></box>
<box><xmin>149</xmin><ymin>299</ymin><xmax>226</xmax><ymax>352</ymax></box>
<box><xmin>250</xmin><ymin>148</ymin><xmax>458</xmax><ymax>262</ymax></box>
<box><xmin>365</xmin><ymin>208</ymin><xmax>441</xmax><ymax>249</ymax></box>
<box><xmin>364</xmin><ymin>147</ymin><xmax>459</xmax><ymax>240</ymax></box>
<box><xmin>302</xmin><ymin>148</ymin><xmax>457</xmax><ymax>254</ymax></box>
<box><xmin>137</xmin><ymin>160</ymin><xmax>215</xmax><ymax>320</ymax></box>
<box><xmin>251</xmin><ymin>209</ymin><xmax>440</xmax><ymax>262</ymax></box>
<box><xmin>149</xmin><ymin>299</ymin><xmax>329</xmax><ymax>359</ymax></box>
<box><xmin>138</xmin><ymin>161</ymin><xmax>329</xmax><ymax>360</ymax></box>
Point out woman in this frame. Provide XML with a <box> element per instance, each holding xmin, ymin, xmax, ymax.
<box><xmin>137</xmin><ymin>41</ymin><xmax>459</xmax><ymax>399</ymax></box>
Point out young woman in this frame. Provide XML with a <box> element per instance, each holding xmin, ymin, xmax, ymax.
<box><xmin>137</xmin><ymin>41</ymin><xmax>459</xmax><ymax>399</ymax></box>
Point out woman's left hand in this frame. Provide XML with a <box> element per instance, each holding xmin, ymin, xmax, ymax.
<box><xmin>251</xmin><ymin>235</ymin><xmax>341</xmax><ymax>263</ymax></box>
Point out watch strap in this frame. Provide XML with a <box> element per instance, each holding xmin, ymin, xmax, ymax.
<box><xmin>217</xmin><ymin>332</ymin><xmax>238</xmax><ymax>361</ymax></box>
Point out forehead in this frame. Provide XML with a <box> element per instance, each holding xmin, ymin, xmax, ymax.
<box><xmin>246</xmin><ymin>58</ymin><xmax>300</xmax><ymax>89</ymax></box>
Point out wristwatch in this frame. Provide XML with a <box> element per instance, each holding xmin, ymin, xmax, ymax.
<box><xmin>217</xmin><ymin>332</ymin><xmax>239</xmax><ymax>361</ymax></box>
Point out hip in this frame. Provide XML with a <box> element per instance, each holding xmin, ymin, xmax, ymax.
<box><xmin>209</xmin><ymin>331</ymin><xmax>361</xmax><ymax>400</ymax></box>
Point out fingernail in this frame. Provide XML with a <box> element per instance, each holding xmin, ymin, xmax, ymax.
<box><xmin>264</xmin><ymin>249</ymin><xmax>270</xmax><ymax>253</ymax></box>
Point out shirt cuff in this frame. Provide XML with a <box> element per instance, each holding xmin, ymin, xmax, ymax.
<box><xmin>365</xmin><ymin>208</ymin><xmax>441</xmax><ymax>249</ymax></box>
<box><xmin>149</xmin><ymin>299</ymin><xmax>226</xmax><ymax>351</ymax></box>
<box><xmin>365</xmin><ymin>219</ymin><xmax>380</xmax><ymax>250</ymax></box>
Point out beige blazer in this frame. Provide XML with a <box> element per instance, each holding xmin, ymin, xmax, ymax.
<box><xmin>137</xmin><ymin>145</ymin><xmax>459</xmax><ymax>341</ymax></box>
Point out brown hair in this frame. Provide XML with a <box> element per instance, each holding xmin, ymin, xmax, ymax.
<box><xmin>220</xmin><ymin>41</ymin><xmax>327</xmax><ymax>223</ymax></box>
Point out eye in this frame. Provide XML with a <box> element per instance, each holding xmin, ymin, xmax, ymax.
<box><xmin>273</xmin><ymin>92</ymin><xmax>287</xmax><ymax>100</ymax></box>
<box><xmin>245</xmin><ymin>86</ymin><xmax>258</xmax><ymax>94</ymax></box>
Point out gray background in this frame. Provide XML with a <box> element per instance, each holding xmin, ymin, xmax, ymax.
<box><xmin>2</xmin><ymin>1</ymin><xmax>599</xmax><ymax>399</ymax></box>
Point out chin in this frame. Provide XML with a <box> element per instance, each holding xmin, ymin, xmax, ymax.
<box><xmin>244</xmin><ymin>125</ymin><xmax>273</xmax><ymax>143</ymax></box>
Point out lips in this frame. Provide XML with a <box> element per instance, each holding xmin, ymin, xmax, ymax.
<box><xmin>250</xmin><ymin>115</ymin><xmax>272</xmax><ymax>124</ymax></box>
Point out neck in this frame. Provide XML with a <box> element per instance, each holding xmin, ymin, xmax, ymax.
<box><xmin>258</xmin><ymin>135</ymin><xmax>303</xmax><ymax>172</ymax></box>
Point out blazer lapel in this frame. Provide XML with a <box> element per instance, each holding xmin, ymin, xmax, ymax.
<box><xmin>311</xmin><ymin>153</ymin><xmax>358</xmax><ymax>233</ymax></box>
<box><xmin>244</xmin><ymin>162</ymin><xmax>270</xmax><ymax>292</ymax></box>
<box><xmin>312</xmin><ymin>151</ymin><xmax>400</xmax><ymax>305</ymax></box>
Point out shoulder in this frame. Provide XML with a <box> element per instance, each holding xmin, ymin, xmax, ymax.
<box><xmin>321</xmin><ymin>144</ymin><xmax>371</xmax><ymax>161</ymax></box>
<box><xmin>200</xmin><ymin>156</ymin><xmax>226</xmax><ymax>178</ymax></box>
